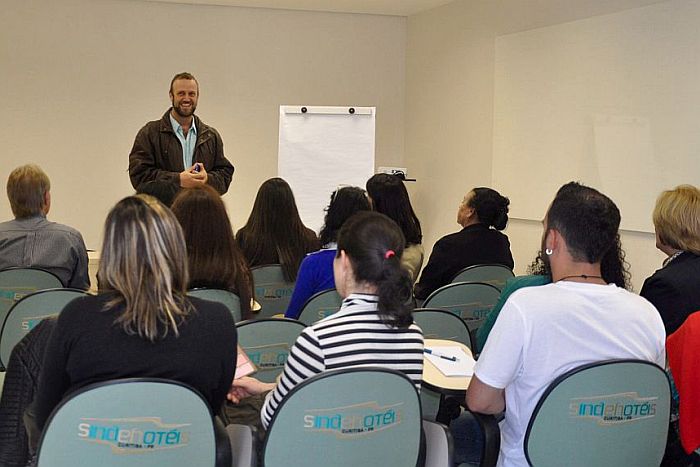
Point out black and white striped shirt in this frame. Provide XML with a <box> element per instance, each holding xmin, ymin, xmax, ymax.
<box><xmin>261</xmin><ymin>293</ymin><xmax>424</xmax><ymax>428</ymax></box>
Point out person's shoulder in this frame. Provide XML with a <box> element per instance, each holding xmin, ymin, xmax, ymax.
<box><xmin>43</xmin><ymin>220</ymin><xmax>83</xmax><ymax>236</ymax></box>
<box><xmin>305</xmin><ymin>248</ymin><xmax>336</xmax><ymax>261</ymax></box>
<box><xmin>188</xmin><ymin>296</ymin><xmax>234</xmax><ymax>323</ymax></box>
<box><xmin>136</xmin><ymin>111</ymin><xmax>170</xmax><ymax>134</ymax></box>
<box><xmin>505</xmin><ymin>281</ymin><xmax>560</xmax><ymax>309</ymax></box>
<box><xmin>617</xmin><ymin>286</ymin><xmax>664</xmax><ymax>311</ymax></box>
<box><xmin>433</xmin><ymin>230</ymin><xmax>463</xmax><ymax>247</ymax></box>
<box><xmin>0</xmin><ymin>219</ymin><xmax>15</xmax><ymax>231</ymax></box>
<box><xmin>57</xmin><ymin>294</ymin><xmax>104</xmax><ymax>323</ymax></box>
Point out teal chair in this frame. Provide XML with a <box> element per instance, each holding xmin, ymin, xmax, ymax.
<box><xmin>0</xmin><ymin>268</ymin><xmax>63</xmax><ymax>352</ymax></box>
<box><xmin>412</xmin><ymin>308</ymin><xmax>473</xmax><ymax>351</ymax></box>
<box><xmin>451</xmin><ymin>264</ymin><xmax>514</xmax><ymax>292</ymax></box>
<box><xmin>412</xmin><ymin>308</ymin><xmax>473</xmax><ymax>421</ymax></box>
<box><xmin>236</xmin><ymin>318</ymin><xmax>306</xmax><ymax>383</ymax></box>
<box><xmin>296</xmin><ymin>289</ymin><xmax>342</xmax><ymax>325</ymax></box>
<box><xmin>0</xmin><ymin>288</ymin><xmax>86</xmax><ymax>370</ymax></box>
<box><xmin>422</xmin><ymin>282</ymin><xmax>501</xmax><ymax>334</ymax></box>
<box><xmin>261</xmin><ymin>368</ymin><xmax>422</xmax><ymax>467</ymax></box>
<box><xmin>524</xmin><ymin>360</ymin><xmax>670</xmax><ymax>467</ymax></box>
<box><xmin>188</xmin><ymin>288</ymin><xmax>242</xmax><ymax>322</ymax></box>
<box><xmin>36</xmin><ymin>378</ymin><xmax>231</xmax><ymax>467</ymax></box>
<box><xmin>251</xmin><ymin>265</ymin><xmax>295</xmax><ymax>319</ymax></box>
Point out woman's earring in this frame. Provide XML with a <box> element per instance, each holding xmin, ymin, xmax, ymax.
<box><xmin>545</xmin><ymin>248</ymin><xmax>553</xmax><ymax>256</ymax></box>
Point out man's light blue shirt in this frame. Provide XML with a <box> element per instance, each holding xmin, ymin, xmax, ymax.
<box><xmin>169</xmin><ymin>112</ymin><xmax>197</xmax><ymax>169</ymax></box>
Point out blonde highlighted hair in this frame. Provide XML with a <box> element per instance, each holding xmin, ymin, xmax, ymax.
<box><xmin>6</xmin><ymin>164</ymin><xmax>50</xmax><ymax>218</ymax></box>
<box><xmin>98</xmin><ymin>194</ymin><xmax>191</xmax><ymax>341</ymax></box>
<box><xmin>653</xmin><ymin>185</ymin><xmax>700</xmax><ymax>255</ymax></box>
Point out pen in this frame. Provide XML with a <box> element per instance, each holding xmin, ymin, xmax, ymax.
<box><xmin>423</xmin><ymin>348</ymin><xmax>458</xmax><ymax>362</ymax></box>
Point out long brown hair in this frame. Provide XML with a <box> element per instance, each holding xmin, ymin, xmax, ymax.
<box><xmin>171</xmin><ymin>185</ymin><xmax>253</xmax><ymax>319</ymax></box>
<box><xmin>99</xmin><ymin>195</ymin><xmax>191</xmax><ymax>341</ymax></box>
<box><xmin>237</xmin><ymin>178</ymin><xmax>319</xmax><ymax>282</ymax></box>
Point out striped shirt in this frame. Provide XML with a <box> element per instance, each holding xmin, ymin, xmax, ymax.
<box><xmin>261</xmin><ymin>293</ymin><xmax>424</xmax><ymax>428</ymax></box>
<box><xmin>0</xmin><ymin>216</ymin><xmax>90</xmax><ymax>289</ymax></box>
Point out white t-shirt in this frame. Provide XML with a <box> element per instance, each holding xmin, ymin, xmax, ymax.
<box><xmin>474</xmin><ymin>281</ymin><xmax>666</xmax><ymax>467</ymax></box>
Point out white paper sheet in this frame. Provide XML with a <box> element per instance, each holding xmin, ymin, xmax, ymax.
<box><xmin>424</xmin><ymin>346</ymin><xmax>475</xmax><ymax>377</ymax></box>
<box><xmin>278</xmin><ymin>106</ymin><xmax>376</xmax><ymax>233</ymax></box>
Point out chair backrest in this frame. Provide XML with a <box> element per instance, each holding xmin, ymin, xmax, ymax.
<box><xmin>0</xmin><ymin>288</ymin><xmax>86</xmax><ymax>369</ymax></box>
<box><xmin>262</xmin><ymin>368</ymin><xmax>422</xmax><ymax>467</ymax></box>
<box><xmin>296</xmin><ymin>289</ymin><xmax>343</xmax><ymax>326</ymax></box>
<box><xmin>422</xmin><ymin>419</ymin><xmax>453</xmax><ymax>467</ymax></box>
<box><xmin>412</xmin><ymin>308</ymin><xmax>473</xmax><ymax>351</ymax></box>
<box><xmin>0</xmin><ymin>268</ymin><xmax>63</xmax><ymax>344</ymax></box>
<box><xmin>450</xmin><ymin>264</ymin><xmax>514</xmax><ymax>291</ymax></box>
<box><xmin>188</xmin><ymin>288</ymin><xmax>242</xmax><ymax>322</ymax></box>
<box><xmin>525</xmin><ymin>360</ymin><xmax>671</xmax><ymax>467</ymax></box>
<box><xmin>422</xmin><ymin>282</ymin><xmax>501</xmax><ymax>332</ymax></box>
<box><xmin>36</xmin><ymin>378</ymin><xmax>219</xmax><ymax>467</ymax></box>
<box><xmin>251</xmin><ymin>265</ymin><xmax>295</xmax><ymax>319</ymax></box>
<box><xmin>236</xmin><ymin>318</ymin><xmax>306</xmax><ymax>383</ymax></box>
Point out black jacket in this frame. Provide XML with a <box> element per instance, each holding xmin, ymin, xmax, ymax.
<box><xmin>0</xmin><ymin>318</ymin><xmax>56</xmax><ymax>467</ymax></box>
<box><xmin>128</xmin><ymin>110</ymin><xmax>234</xmax><ymax>194</ymax></box>
<box><xmin>640</xmin><ymin>252</ymin><xmax>700</xmax><ymax>335</ymax></box>
<box><xmin>414</xmin><ymin>223</ymin><xmax>514</xmax><ymax>300</ymax></box>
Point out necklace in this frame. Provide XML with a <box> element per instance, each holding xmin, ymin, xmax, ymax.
<box><xmin>558</xmin><ymin>274</ymin><xmax>604</xmax><ymax>282</ymax></box>
<box><xmin>663</xmin><ymin>251</ymin><xmax>684</xmax><ymax>268</ymax></box>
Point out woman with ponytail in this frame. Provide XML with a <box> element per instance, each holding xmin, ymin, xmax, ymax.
<box><xmin>228</xmin><ymin>211</ymin><xmax>424</xmax><ymax>429</ymax></box>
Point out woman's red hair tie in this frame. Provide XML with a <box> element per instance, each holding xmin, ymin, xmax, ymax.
<box><xmin>384</xmin><ymin>250</ymin><xmax>395</xmax><ymax>259</ymax></box>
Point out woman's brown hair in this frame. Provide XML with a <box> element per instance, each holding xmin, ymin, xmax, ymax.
<box><xmin>171</xmin><ymin>185</ymin><xmax>254</xmax><ymax>319</ymax></box>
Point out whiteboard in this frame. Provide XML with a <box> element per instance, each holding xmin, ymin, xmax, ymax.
<box><xmin>278</xmin><ymin>106</ymin><xmax>375</xmax><ymax>233</ymax></box>
<box><xmin>492</xmin><ymin>0</ymin><xmax>700</xmax><ymax>233</ymax></box>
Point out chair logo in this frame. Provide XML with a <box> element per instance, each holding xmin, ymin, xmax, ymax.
<box><xmin>569</xmin><ymin>392</ymin><xmax>658</xmax><ymax>425</ymax></box>
<box><xmin>0</xmin><ymin>287</ymin><xmax>34</xmax><ymax>303</ymax></box>
<box><xmin>444</xmin><ymin>302</ymin><xmax>490</xmax><ymax>321</ymax></box>
<box><xmin>316</xmin><ymin>308</ymin><xmax>335</xmax><ymax>320</ymax></box>
<box><xmin>255</xmin><ymin>285</ymin><xmax>293</xmax><ymax>300</ymax></box>
<box><xmin>77</xmin><ymin>417</ymin><xmax>190</xmax><ymax>453</ymax></box>
<box><xmin>303</xmin><ymin>401</ymin><xmax>402</xmax><ymax>438</ymax></box>
<box><xmin>246</xmin><ymin>343</ymin><xmax>290</xmax><ymax>371</ymax></box>
<box><xmin>21</xmin><ymin>313</ymin><xmax>57</xmax><ymax>331</ymax></box>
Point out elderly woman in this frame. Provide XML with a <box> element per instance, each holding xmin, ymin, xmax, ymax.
<box><xmin>414</xmin><ymin>187</ymin><xmax>514</xmax><ymax>300</ymax></box>
<box><xmin>640</xmin><ymin>185</ymin><xmax>700</xmax><ymax>335</ymax></box>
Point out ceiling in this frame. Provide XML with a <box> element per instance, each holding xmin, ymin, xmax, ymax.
<box><xmin>147</xmin><ymin>0</ymin><xmax>455</xmax><ymax>16</ymax></box>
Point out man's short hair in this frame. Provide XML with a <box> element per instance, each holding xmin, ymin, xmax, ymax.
<box><xmin>547</xmin><ymin>182</ymin><xmax>620</xmax><ymax>263</ymax></box>
<box><xmin>7</xmin><ymin>164</ymin><xmax>51</xmax><ymax>218</ymax></box>
<box><xmin>169</xmin><ymin>72</ymin><xmax>198</xmax><ymax>94</ymax></box>
<box><xmin>653</xmin><ymin>185</ymin><xmax>700</xmax><ymax>254</ymax></box>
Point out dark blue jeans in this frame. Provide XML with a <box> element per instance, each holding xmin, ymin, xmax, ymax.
<box><xmin>449</xmin><ymin>410</ymin><xmax>484</xmax><ymax>466</ymax></box>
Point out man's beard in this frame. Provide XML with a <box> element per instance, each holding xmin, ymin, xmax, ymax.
<box><xmin>173</xmin><ymin>101</ymin><xmax>196</xmax><ymax>118</ymax></box>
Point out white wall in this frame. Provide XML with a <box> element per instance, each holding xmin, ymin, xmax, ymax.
<box><xmin>1</xmin><ymin>0</ymin><xmax>406</xmax><ymax>248</ymax></box>
<box><xmin>406</xmin><ymin>0</ymin><xmax>672</xmax><ymax>291</ymax></box>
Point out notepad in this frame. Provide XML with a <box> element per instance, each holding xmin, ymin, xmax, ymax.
<box><xmin>424</xmin><ymin>346</ymin><xmax>475</xmax><ymax>377</ymax></box>
<box><xmin>234</xmin><ymin>345</ymin><xmax>257</xmax><ymax>379</ymax></box>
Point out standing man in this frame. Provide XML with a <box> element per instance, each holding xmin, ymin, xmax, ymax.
<box><xmin>0</xmin><ymin>165</ymin><xmax>90</xmax><ymax>290</ymax></box>
<box><xmin>128</xmin><ymin>72</ymin><xmax>234</xmax><ymax>194</ymax></box>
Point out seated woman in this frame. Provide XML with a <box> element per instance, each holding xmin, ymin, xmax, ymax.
<box><xmin>284</xmin><ymin>186</ymin><xmax>371</xmax><ymax>319</ymax></box>
<box><xmin>236</xmin><ymin>178</ymin><xmax>320</xmax><ymax>282</ymax></box>
<box><xmin>641</xmin><ymin>185</ymin><xmax>700</xmax><ymax>335</ymax></box>
<box><xmin>27</xmin><ymin>195</ymin><xmax>237</xmax><ymax>449</ymax></box>
<box><xmin>414</xmin><ymin>187</ymin><xmax>514</xmax><ymax>300</ymax></box>
<box><xmin>366</xmin><ymin>173</ymin><xmax>424</xmax><ymax>283</ymax></box>
<box><xmin>230</xmin><ymin>211</ymin><xmax>424</xmax><ymax>428</ymax></box>
<box><xmin>171</xmin><ymin>184</ymin><xmax>254</xmax><ymax>320</ymax></box>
